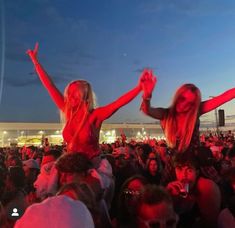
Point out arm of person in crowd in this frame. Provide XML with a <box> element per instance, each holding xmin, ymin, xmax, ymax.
<box><xmin>26</xmin><ymin>43</ymin><xmax>65</xmax><ymax>111</ymax></box>
<box><xmin>94</xmin><ymin>71</ymin><xmax>145</xmax><ymax>123</ymax></box>
<box><xmin>140</xmin><ymin>70</ymin><xmax>165</xmax><ymax>120</ymax></box>
<box><xmin>196</xmin><ymin>177</ymin><xmax>221</xmax><ymax>227</ymax></box>
<box><xmin>200</xmin><ymin>88</ymin><xmax>235</xmax><ymax>115</ymax></box>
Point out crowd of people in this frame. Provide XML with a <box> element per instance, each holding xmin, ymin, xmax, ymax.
<box><xmin>0</xmin><ymin>43</ymin><xmax>235</xmax><ymax>227</ymax></box>
<box><xmin>0</xmin><ymin>131</ymin><xmax>234</xmax><ymax>227</ymax></box>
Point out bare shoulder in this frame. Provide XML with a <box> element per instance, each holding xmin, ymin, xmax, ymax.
<box><xmin>89</xmin><ymin>108</ymin><xmax>102</xmax><ymax>126</ymax></box>
<box><xmin>197</xmin><ymin>177</ymin><xmax>219</xmax><ymax>193</ymax></box>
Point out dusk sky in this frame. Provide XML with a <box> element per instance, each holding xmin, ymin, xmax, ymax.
<box><xmin>0</xmin><ymin>0</ymin><xmax>235</xmax><ymax>125</ymax></box>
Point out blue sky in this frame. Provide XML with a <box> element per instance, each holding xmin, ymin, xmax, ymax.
<box><xmin>0</xmin><ymin>0</ymin><xmax>235</xmax><ymax>125</ymax></box>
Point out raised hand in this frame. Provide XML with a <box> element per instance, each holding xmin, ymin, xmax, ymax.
<box><xmin>140</xmin><ymin>69</ymin><xmax>157</xmax><ymax>99</ymax></box>
<box><xmin>26</xmin><ymin>42</ymin><xmax>39</xmax><ymax>64</ymax></box>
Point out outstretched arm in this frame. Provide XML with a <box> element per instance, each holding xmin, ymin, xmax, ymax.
<box><xmin>200</xmin><ymin>88</ymin><xmax>235</xmax><ymax>115</ymax></box>
<box><xmin>140</xmin><ymin>70</ymin><xmax>165</xmax><ymax>120</ymax></box>
<box><xmin>94</xmin><ymin>74</ymin><xmax>144</xmax><ymax>122</ymax></box>
<box><xmin>26</xmin><ymin>43</ymin><xmax>65</xmax><ymax>111</ymax></box>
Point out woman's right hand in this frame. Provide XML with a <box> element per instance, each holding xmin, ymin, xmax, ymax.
<box><xmin>26</xmin><ymin>42</ymin><xmax>39</xmax><ymax>63</ymax></box>
<box><xmin>140</xmin><ymin>69</ymin><xmax>157</xmax><ymax>99</ymax></box>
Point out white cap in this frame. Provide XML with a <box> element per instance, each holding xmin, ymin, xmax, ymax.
<box><xmin>15</xmin><ymin>195</ymin><xmax>94</xmax><ymax>228</ymax></box>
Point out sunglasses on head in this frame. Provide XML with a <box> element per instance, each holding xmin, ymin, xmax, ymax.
<box><xmin>123</xmin><ymin>189</ymin><xmax>140</xmax><ymax>198</ymax></box>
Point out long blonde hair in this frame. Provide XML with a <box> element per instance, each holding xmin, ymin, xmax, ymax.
<box><xmin>60</xmin><ymin>80</ymin><xmax>97</xmax><ymax>130</ymax></box>
<box><xmin>163</xmin><ymin>84</ymin><xmax>201</xmax><ymax>152</ymax></box>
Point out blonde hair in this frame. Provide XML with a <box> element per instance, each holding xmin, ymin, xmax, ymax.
<box><xmin>163</xmin><ymin>84</ymin><xmax>201</xmax><ymax>152</ymax></box>
<box><xmin>60</xmin><ymin>80</ymin><xmax>97</xmax><ymax>131</ymax></box>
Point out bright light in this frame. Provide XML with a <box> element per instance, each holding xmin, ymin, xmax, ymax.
<box><xmin>55</xmin><ymin>130</ymin><xmax>60</xmax><ymax>134</ymax></box>
<box><xmin>38</xmin><ymin>131</ymin><xmax>44</xmax><ymax>135</ymax></box>
<box><xmin>3</xmin><ymin>131</ymin><xmax>7</xmax><ymax>134</ymax></box>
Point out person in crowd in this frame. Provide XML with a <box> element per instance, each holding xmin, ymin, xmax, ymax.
<box><xmin>218</xmin><ymin>149</ymin><xmax>235</xmax><ymax>228</ymax></box>
<box><xmin>166</xmin><ymin>152</ymin><xmax>221</xmax><ymax>227</ymax></box>
<box><xmin>113</xmin><ymin>175</ymin><xmax>148</xmax><ymax>227</ymax></box>
<box><xmin>55</xmin><ymin>153</ymin><xmax>103</xmax><ymax>201</ymax></box>
<box><xmin>22</xmin><ymin>159</ymin><xmax>40</xmax><ymax>205</ymax></box>
<box><xmin>33</xmin><ymin>149</ymin><xmax>61</xmax><ymax>200</ymax></box>
<box><xmin>5</xmin><ymin>155</ymin><xmax>22</xmax><ymax>168</ymax></box>
<box><xmin>218</xmin><ymin>195</ymin><xmax>235</xmax><ymax>228</ymax></box>
<box><xmin>140</xmin><ymin>70</ymin><xmax>235</xmax><ymax>154</ymax></box>
<box><xmin>27</xmin><ymin>43</ymin><xmax>148</xmax><ymax>163</ymax></box>
<box><xmin>142</xmin><ymin>158</ymin><xmax>162</xmax><ymax>185</ymax></box>
<box><xmin>55</xmin><ymin>152</ymin><xmax>112</xmax><ymax>227</ymax></box>
<box><xmin>135</xmin><ymin>185</ymin><xmax>178</xmax><ymax>228</ymax></box>
<box><xmin>228</xmin><ymin>147</ymin><xmax>235</xmax><ymax>167</ymax></box>
<box><xmin>14</xmin><ymin>186</ymin><xmax>95</xmax><ymax>228</ymax></box>
<box><xmin>156</xmin><ymin>141</ymin><xmax>170</xmax><ymax>168</ymax></box>
<box><xmin>0</xmin><ymin>166</ymin><xmax>27</xmax><ymax>227</ymax></box>
<box><xmin>57</xmin><ymin>182</ymin><xmax>101</xmax><ymax>228</ymax></box>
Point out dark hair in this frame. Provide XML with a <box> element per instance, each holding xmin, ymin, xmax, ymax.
<box><xmin>135</xmin><ymin>185</ymin><xmax>174</xmax><ymax>228</ymax></box>
<box><xmin>222</xmin><ymin>167</ymin><xmax>235</xmax><ymax>183</ymax></box>
<box><xmin>44</xmin><ymin>149</ymin><xmax>62</xmax><ymax>159</ymax></box>
<box><xmin>116</xmin><ymin>175</ymin><xmax>148</xmax><ymax>226</ymax></box>
<box><xmin>138</xmin><ymin>184</ymin><xmax>172</xmax><ymax>205</ymax></box>
<box><xmin>8</xmin><ymin>166</ymin><xmax>25</xmax><ymax>188</ymax></box>
<box><xmin>197</xmin><ymin>146</ymin><xmax>214</xmax><ymax>167</ymax></box>
<box><xmin>55</xmin><ymin>153</ymin><xmax>92</xmax><ymax>173</ymax></box>
<box><xmin>173</xmin><ymin>152</ymin><xmax>200</xmax><ymax>170</ymax></box>
<box><xmin>6</xmin><ymin>155</ymin><xmax>22</xmax><ymax>168</ymax></box>
<box><xmin>228</xmin><ymin>147</ymin><xmax>235</xmax><ymax>159</ymax></box>
<box><xmin>57</xmin><ymin>182</ymin><xmax>97</xmax><ymax>212</ymax></box>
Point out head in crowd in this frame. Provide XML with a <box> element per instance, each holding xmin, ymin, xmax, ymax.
<box><xmin>55</xmin><ymin>153</ymin><xmax>92</xmax><ymax>185</ymax></box>
<box><xmin>5</xmin><ymin>155</ymin><xmax>22</xmax><ymax>168</ymax></box>
<box><xmin>146</xmin><ymin>158</ymin><xmax>160</xmax><ymax>176</ymax></box>
<box><xmin>1</xmin><ymin>166</ymin><xmax>25</xmax><ymax>206</ymax></box>
<box><xmin>56</xmin><ymin>153</ymin><xmax>91</xmax><ymax>172</ymax></box>
<box><xmin>136</xmin><ymin>185</ymin><xmax>178</xmax><ymax>228</ymax></box>
<box><xmin>196</xmin><ymin>145</ymin><xmax>214</xmax><ymax>167</ymax></box>
<box><xmin>55</xmin><ymin>153</ymin><xmax>102</xmax><ymax>201</ymax></box>
<box><xmin>57</xmin><ymin>182</ymin><xmax>98</xmax><ymax>219</ymax></box>
<box><xmin>223</xmin><ymin>167</ymin><xmax>235</xmax><ymax>193</ymax></box>
<box><xmin>0</xmin><ymin>166</ymin><xmax>7</xmax><ymax>197</ymax></box>
<box><xmin>62</xmin><ymin>80</ymin><xmax>96</xmax><ymax>122</ymax></box>
<box><xmin>23</xmin><ymin>159</ymin><xmax>40</xmax><ymax>193</ymax></box>
<box><xmin>6</xmin><ymin>166</ymin><xmax>25</xmax><ymax>190</ymax></box>
<box><xmin>124</xmin><ymin>143</ymin><xmax>137</xmax><ymax>160</ymax></box>
<box><xmin>43</xmin><ymin>149</ymin><xmax>62</xmax><ymax>158</ymax></box>
<box><xmin>117</xmin><ymin>175</ymin><xmax>148</xmax><ymax>226</ymax></box>
<box><xmin>228</xmin><ymin>147</ymin><xmax>235</xmax><ymax>167</ymax></box>
<box><xmin>163</xmin><ymin>84</ymin><xmax>201</xmax><ymax>152</ymax></box>
<box><xmin>139</xmin><ymin>144</ymin><xmax>153</xmax><ymax>164</ymax></box>
<box><xmin>173</xmin><ymin>152</ymin><xmax>200</xmax><ymax>190</ymax></box>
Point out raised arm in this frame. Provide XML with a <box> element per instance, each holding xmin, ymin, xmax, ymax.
<box><xmin>140</xmin><ymin>70</ymin><xmax>165</xmax><ymax>120</ymax></box>
<box><xmin>94</xmin><ymin>73</ymin><xmax>144</xmax><ymax>122</ymax></box>
<box><xmin>200</xmin><ymin>88</ymin><xmax>235</xmax><ymax>115</ymax></box>
<box><xmin>26</xmin><ymin>43</ymin><xmax>65</xmax><ymax>111</ymax></box>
